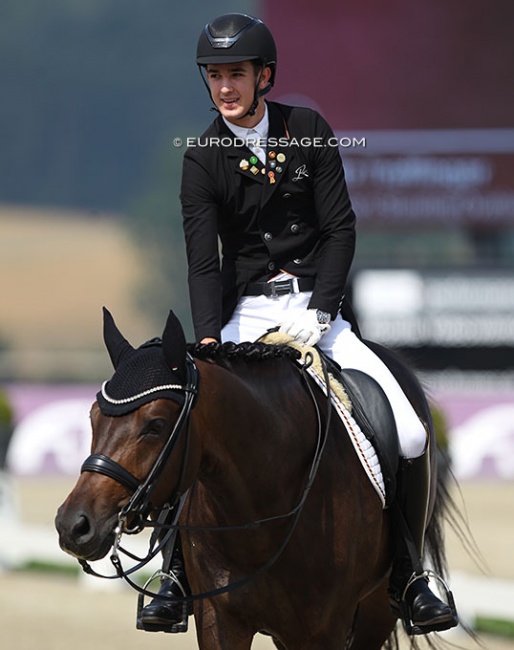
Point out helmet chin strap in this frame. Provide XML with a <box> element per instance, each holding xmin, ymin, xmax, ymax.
<box><xmin>239</xmin><ymin>67</ymin><xmax>270</xmax><ymax>119</ymax></box>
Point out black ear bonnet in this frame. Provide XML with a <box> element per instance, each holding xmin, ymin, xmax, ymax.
<box><xmin>97</xmin><ymin>308</ymin><xmax>188</xmax><ymax>416</ymax></box>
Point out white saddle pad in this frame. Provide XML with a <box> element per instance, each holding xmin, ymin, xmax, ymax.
<box><xmin>260</xmin><ymin>332</ymin><xmax>386</xmax><ymax>507</ymax></box>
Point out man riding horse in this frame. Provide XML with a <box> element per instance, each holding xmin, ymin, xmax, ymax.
<box><xmin>140</xmin><ymin>12</ymin><xmax>458</xmax><ymax>636</ymax></box>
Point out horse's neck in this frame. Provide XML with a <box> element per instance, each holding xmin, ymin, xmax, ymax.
<box><xmin>193</xmin><ymin>359</ymin><xmax>312</xmax><ymax>515</ymax></box>
<box><xmin>196</xmin><ymin>361</ymin><xmax>279</xmax><ymax>465</ymax></box>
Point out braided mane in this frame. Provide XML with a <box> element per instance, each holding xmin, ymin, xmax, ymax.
<box><xmin>187</xmin><ymin>340</ymin><xmax>301</xmax><ymax>365</ymax></box>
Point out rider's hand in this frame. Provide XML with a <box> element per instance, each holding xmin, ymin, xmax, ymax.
<box><xmin>278</xmin><ymin>309</ymin><xmax>331</xmax><ymax>347</ymax></box>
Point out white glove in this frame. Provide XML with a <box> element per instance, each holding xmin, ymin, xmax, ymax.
<box><xmin>278</xmin><ymin>309</ymin><xmax>331</xmax><ymax>347</ymax></box>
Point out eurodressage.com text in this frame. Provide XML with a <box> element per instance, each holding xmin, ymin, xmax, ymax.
<box><xmin>172</xmin><ymin>136</ymin><xmax>367</xmax><ymax>149</ymax></box>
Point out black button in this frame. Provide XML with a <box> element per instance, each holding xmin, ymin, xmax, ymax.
<box><xmin>290</xmin><ymin>224</ymin><xmax>300</xmax><ymax>234</ymax></box>
<box><xmin>268</xmin><ymin>261</ymin><xmax>276</xmax><ymax>271</ymax></box>
<box><xmin>293</xmin><ymin>258</ymin><xmax>302</xmax><ymax>265</ymax></box>
<box><xmin>282</xmin><ymin>193</ymin><xmax>291</xmax><ymax>199</ymax></box>
<box><xmin>264</xmin><ymin>232</ymin><xmax>273</xmax><ymax>241</ymax></box>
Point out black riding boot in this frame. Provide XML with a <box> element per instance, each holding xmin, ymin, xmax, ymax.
<box><xmin>138</xmin><ymin>535</ymin><xmax>192</xmax><ymax>633</ymax></box>
<box><xmin>389</xmin><ymin>450</ymin><xmax>458</xmax><ymax>635</ymax></box>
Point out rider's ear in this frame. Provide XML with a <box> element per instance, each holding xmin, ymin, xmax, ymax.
<box><xmin>162</xmin><ymin>310</ymin><xmax>187</xmax><ymax>381</ymax></box>
<box><xmin>102</xmin><ymin>307</ymin><xmax>135</xmax><ymax>369</ymax></box>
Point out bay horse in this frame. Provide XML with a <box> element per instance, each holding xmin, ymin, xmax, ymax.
<box><xmin>55</xmin><ymin>308</ymin><xmax>454</xmax><ymax>650</ymax></box>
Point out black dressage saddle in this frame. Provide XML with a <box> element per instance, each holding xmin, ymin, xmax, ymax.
<box><xmin>320</xmin><ymin>352</ymin><xmax>400</xmax><ymax>506</ymax></box>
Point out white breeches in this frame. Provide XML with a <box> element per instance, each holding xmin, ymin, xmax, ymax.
<box><xmin>221</xmin><ymin>290</ymin><xmax>427</xmax><ymax>459</ymax></box>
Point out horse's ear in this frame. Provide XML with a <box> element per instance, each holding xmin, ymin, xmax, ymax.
<box><xmin>162</xmin><ymin>310</ymin><xmax>187</xmax><ymax>381</ymax></box>
<box><xmin>102</xmin><ymin>307</ymin><xmax>135</xmax><ymax>369</ymax></box>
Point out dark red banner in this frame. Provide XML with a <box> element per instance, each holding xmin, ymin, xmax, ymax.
<box><xmin>263</xmin><ymin>0</ymin><xmax>514</xmax><ymax>130</ymax></box>
<box><xmin>261</xmin><ymin>1</ymin><xmax>514</xmax><ymax>229</ymax></box>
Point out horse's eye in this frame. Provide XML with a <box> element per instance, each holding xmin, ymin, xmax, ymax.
<box><xmin>142</xmin><ymin>418</ymin><xmax>167</xmax><ymax>437</ymax></box>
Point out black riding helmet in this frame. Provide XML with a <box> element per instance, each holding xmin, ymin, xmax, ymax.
<box><xmin>196</xmin><ymin>13</ymin><xmax>277</xmax><ymax>117</ymax></box>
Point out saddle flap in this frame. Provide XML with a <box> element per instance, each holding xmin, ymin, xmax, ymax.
<box><xmin>339</xmin><ymin>368</ymin><xmax>399</xmax><ymax>507</ymax></box>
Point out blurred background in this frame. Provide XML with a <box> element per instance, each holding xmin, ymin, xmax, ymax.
<box><xmin>1</xmin><ymin>1</ymin><xmax>513</xmax><ymax>648</ymax></box>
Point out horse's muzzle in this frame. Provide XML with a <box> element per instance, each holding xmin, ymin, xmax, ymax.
<box><xmin>55</xmin><ymin>501</ymin><xmax>117</xmax><ymax>561</ymax></box>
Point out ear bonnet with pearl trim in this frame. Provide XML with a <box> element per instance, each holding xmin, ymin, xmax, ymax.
<box><xmin>96</xmin><ymin>308</ymin><xmax>189</xmax><ymax>416</ymax></box>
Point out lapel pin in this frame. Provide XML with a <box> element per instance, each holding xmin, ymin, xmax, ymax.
<box><xmin>249</xmin><ymin>155</ymin><xmax>259</xmax><ymax>165</ymax></box>
<box><xmin>268</xmin><ymin>171</ymin><xmax>276</xmax><ymax>184</ymax></box>
<box><xmin>239</xmin><ymin>159</ymin><xmax>250</xmax><ymax>170</ymax></box>
<box><xmin>276</xmin><ymin>153</ymin><xmax>286</xmax><ymax>163</ymax></box>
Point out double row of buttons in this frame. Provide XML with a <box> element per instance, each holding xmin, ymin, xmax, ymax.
<box><xmin>263</xmin><ymin>223</ymin><xmax>300</xmax><ymax>242</ymax></box>
<box><xmin>265</xmin><ymin>191</ymin><xmax>299</xmax><ymax>272</ymax></box>
<box><xmin>267</xmin><ymin>258</ymin><xmax>303</xmax><ymax>272</ymax></box>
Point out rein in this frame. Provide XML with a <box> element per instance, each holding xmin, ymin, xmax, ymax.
<box><xmin>78</xmin><ymin>353</ymin><xmax>198</xmax><ymax>578</ymax></box>
<box><xmin>78</xmin><ymin>349</ymin><xmax>333</xmax><ymax>604</ymax></box>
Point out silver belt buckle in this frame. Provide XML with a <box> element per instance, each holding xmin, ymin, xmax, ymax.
<box><xmin>270</xmin><ymin>279</ymin><xmax>293</xmax><ymax>297</ymax></box>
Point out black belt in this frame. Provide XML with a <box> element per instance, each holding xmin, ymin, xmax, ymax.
<box><xmin>243</xmin><ymin>277</ymin><xmax>315</xmax><ymax>297</ymax></box>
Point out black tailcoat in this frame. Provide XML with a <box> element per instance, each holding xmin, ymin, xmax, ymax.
<box><xmin>181</xmin><ymin>101</ymin><xmax>357</xmax><ymax>342</ymax></box>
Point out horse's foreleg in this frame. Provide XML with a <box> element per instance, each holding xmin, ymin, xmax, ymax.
<box><xmin>350</xmin><ymin>578</ymin><xmax>398</xmax><ymax>650</ymax></box>
<box><xmin>273</xmin><ymin>613</ymin><xmax>359</xmax><ymax>650</ymax></box>
<box><xmin>194</xmin><ymin>601</ymin><xmax>253</xmax><ymax>650</ymax></box>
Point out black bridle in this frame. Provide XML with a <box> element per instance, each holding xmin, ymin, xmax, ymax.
<box><xmin>82</xmin><ymin>354</ymin><xmax>199</xmax><ymax>529</ymax></box>
<box><xmin>77</xmin><ymin>350</ymin><xmax>333</xmax><ymax>605</ymax></box>
<box><xmin>78</xmin><ymin>353</ymin><xmax>198</xmax><ymax>579</ymax></box>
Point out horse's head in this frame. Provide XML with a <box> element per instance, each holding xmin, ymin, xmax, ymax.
<box><xmin>55</xmin><ymin>308</ymin><xmax>198</xmax><ymax>562</ymax></box>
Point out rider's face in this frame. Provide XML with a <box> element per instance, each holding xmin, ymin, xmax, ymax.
<box><xmin>205</xmin><ymin>61</ymin><xmax>270</xmax><ymax>127</ymax></box>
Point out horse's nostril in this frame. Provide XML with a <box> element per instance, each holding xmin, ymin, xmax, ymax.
<box><xmin>72</xmin><ymin>513</ymin><xmax>92</xmax><ymax>540</ymax></box>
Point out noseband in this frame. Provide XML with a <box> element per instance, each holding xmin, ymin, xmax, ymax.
<box><xmin>80</xmin><ymin>353</ymin><xmax>199</xmax><ymax>532</ymax></box>
<box><xmin>81</xmin><ymin>454</ymin><xmax>141</xmax><ymax>492</ymax></box>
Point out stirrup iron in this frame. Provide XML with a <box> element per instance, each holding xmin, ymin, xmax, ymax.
<box><xmin>136</xmin><ymin>570</ymin><xmax>190</xmax><ymax>634</ymax></box>
<box><xmin>398</xmin><ymin>570</ymin><xmax>458</xmax><ymax>636</ymax></box>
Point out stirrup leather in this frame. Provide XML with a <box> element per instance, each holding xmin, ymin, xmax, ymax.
<box><xmin>394</xmin><ymin>569</ymin><xmax>458</xmax><ymax>636</ymax></box>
